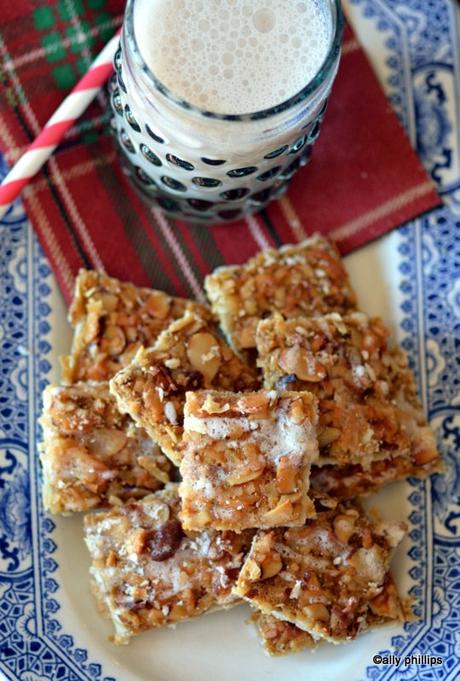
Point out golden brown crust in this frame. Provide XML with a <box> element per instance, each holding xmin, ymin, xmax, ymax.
<box><xmin>40</xmin><ymin>382</ymin><xmax>172</xmax><ymax>513</ymax></box>
<box><xmin>234</xmin><ymin>500</ymin><xmax>406</xmax><ymax>643</ymax></box>
<box><xmin>256</xmin><ymin>312</ymin><xmax>440</xmax><ymax>470</ymax></box>
<box><xmin>179</xmin><ymin>390</ymin><xmax>319</xmax><ymax>532</ymax></box>
<box><xmin>83</xmin><ymin>485</ymin><xmax>253</xmax><ymax>643</ymax></box>
<box><xmin>61</xmin><ymin>270</ymin><xmax>212</xmax><ymax>383</ymax></box>
<box><xmin>310</xmin><ymin>455</ymin><xmax>443</xmax><ymax>499</ymax></box>
<box><xmin>204</xmin><ymin>235</ymin><xmax>357</xmax><ymax>358</ymax></box>
<box><xmin>250</xmin><ymin>612</ymin><xmax>318</xmax><ymax>656</ymax></box>
<box><xmin>251</xmin><ymin>575</ymin><xmax>404</xmax><ymax>655</ymax></box>
<box><xmin>110</xmin><ymin>311</ymin><xmax>259</xmax><ymax>465</ymax></box>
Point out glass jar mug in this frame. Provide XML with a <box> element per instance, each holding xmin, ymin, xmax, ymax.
<box><xmin>109</xmin><ymin>0</ymin><xmax>344</xmax><ymax>223</ymax></box>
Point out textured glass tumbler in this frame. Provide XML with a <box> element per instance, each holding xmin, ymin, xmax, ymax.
<box><xmin>109</xmin><ymin>0</ymin><xmax>344</xmax><ymax>223</ymax></box>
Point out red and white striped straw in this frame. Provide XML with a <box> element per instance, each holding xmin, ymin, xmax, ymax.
<box><xmin>0</xmin><ymin>30</ymin><xmax>121</xmax><ymax>220</ymax></box>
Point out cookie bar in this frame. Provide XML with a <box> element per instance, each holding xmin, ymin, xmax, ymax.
<box><xmin>251</xmin><ymin>575</ymin><xmax>403</xmax><ymax>656</ymax></box>
<box><xmin>61</xmin><ymin>270</ymin><xmax>212</xmax><ymax>383</ymax></box>
<box><xmin>256</xmin><ymin>312</ymin><xmax>440</xmax><ymax>470</ymax></box>
<box><xmin>40</xmin><ymin>382</ymin><xmax>172</xmax><ymax>513</ymax></box>
<box><xmin>110</xmin><ymin>311</ymin><xmax>259</xmax><ymax>465</ymax></box>
<box><xmin>179</xmin><ymin>390</ymin><xmax>319</xmax><ymax>532</ymax></box>
<box><xmin>310</xmin><ymin>453</ymin><xmax>442</xmax><ymax>499</ymax></box>
<box><xmin>250</xmin><ymin>612</ymin><xmax>318</xmax><ymax>656</ymax></box>
<box><xmin>204</xmin><ymin>235</ymin><xmax>357</xmax><ymax>357</ymax></box>
<box><xmin>84</xmin><ymin>484</ymin><xmax>253</xmax><ymax>643</ymax></box>
<box><xmin>234</xmin><ymin>500</ymin><xmax>406</xmax><ymax>644</ymax></box>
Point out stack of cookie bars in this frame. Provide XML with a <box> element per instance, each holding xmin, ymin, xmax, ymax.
<box><xmin>40</xmin><ymin>235</ymin><xmax>441</xmax><ymax>655</ymax></box>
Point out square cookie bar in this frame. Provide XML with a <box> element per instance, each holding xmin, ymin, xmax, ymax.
<box><xmin>310</xmin><ymin>454</ymin><xmax>442</xmax><ymax>499</ymax></box>
<box><xmin>110</xmin><ymin>311</ymin><xmax>259</xmax><ymax>465</ymax></box>
<box><xmin>256</xmin><ymin>312</ymin><xmax>440</xmax><ymax>470</ymax></box>
<box><xmin>61</xmin><ymin>270</ymin><xmax>211</xmax><ymax>383</ymax></box>
<box><xmin>234</xmin><ymin>500</ymin><xmax>406</xmax><ymax>644</ymax></box>
<box><xmin>84</xmin><ymin>485</ymin><xmax>253</xmax><ymax>643</ymax></box>
<box><xmin>40</xmin><ymin>382</ymin><xmax>171</xmax><ymax>513</ymax></box>
<box><xmin>179</xmin><ymin>390</ymin><xmax>319</xmax><ymax>532</ymax></box>
<box><xmin>251</xmin><ymin>575</ymin><xmax>403</xmax><ymax>655</ymax></box>
<box><xmin>204</xmin><ymin>235</ymin><xmax>357</xmax><ymax>357</ymax></box>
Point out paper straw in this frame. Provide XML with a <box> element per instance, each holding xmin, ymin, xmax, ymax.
<box><xmin>0</xmin><ymin>30</ymin><xmax>121</xmax><ymax>220</ymax></box>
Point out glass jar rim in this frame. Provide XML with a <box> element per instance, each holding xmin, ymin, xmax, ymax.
<box><xmin>124</xmin><ymin>0</ymin><xmax>344</xmax><ymax>122</ymax></box>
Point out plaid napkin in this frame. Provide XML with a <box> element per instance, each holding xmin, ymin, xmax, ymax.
<box><xmin>0</xmin><ymin>1</ymin><xmax>441</xmax><ymax>304</ymax></box>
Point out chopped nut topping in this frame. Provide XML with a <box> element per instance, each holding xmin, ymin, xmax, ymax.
<box><xmin>61</xmin><ymin>270</ymin><xmax>212</xmax><ymax>383</ymax></box>
<box><xmin>256</xmin><ymin>312</ymin><xmax>440</xmax><ymax>471</ymax></box>
<box><xmin>179</xmin><ymin>390</ymin><xmax>319</xmax><ymax>532</ymax></box>
<box><xmin>84</xmin><ymin>485</ymin><xmax>253</xmax><ymax>643</ymax></box>
<box><xmin>234</xmin><ymin>500</ymin><xmax>406</xmax><ymax>644</ymax></box>
<box><xmin>252</xmin><ymin>575</ymin><xmax>404</xmax><ymax>656</ymax></box>
<box><xmin>110</xmin><ymin>312</ymin><xmax>258</xmax><ymax>465</ymax></box>
<box><xmin>310</xmin><ymin>455</ymin><xmax>443</xmax><ymax>500</ymax></box>
<box><xmin>45</xmin><ymin>246</ymin><xmax>432</xmax><ymax>655</ymax></box>
<box><xmin>205</xmin><ymin>235</ymin><xmax>357</xmax><ymax>357</ymax></box>
<box><xmin>40</xmin><ymin>382</ymin><xmax>172</xmax><ymax>514</ymax></box>
<box><xmin>260</xmin><ymin>551</ymin><xmax>283</xmax><ymax>580</ymax></box>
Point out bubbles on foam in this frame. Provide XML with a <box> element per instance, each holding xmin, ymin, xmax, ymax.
<box><xmin>253</xmin><ymin>8</ymin><xmax>276</xmax><ymax>33</ymax></box>
<box><xmin>134</xmin><ymin>0</ymin><xmax>332</xmax><ymax>115</ymax></box>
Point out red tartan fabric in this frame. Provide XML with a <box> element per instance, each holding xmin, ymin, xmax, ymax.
<box><xmin>0</xmin><ymin>2</ymin><xmax>441</xmax><ymax>304</ymax></box>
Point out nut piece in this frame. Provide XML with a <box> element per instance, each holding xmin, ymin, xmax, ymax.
<box><xmin>244</xmin><ymin>558</ymin><xmax>262</xmax><ymax>582</ymax></box>
<box><xmin>87</xmin><ymin>428</ymin><xmax>128</xmax><ymax>457</ymax></box>
<box><xmin>202</xmin><ymin>394</ymin><xmax>231</xmax><ymax>414</ymax></box>
<box><xmin>237</xmin><ymin>392</ymin><xmax>270</xmax><ymax>413</ymax></box>
<box><xmin>276</xmin><ymin>456</ymin><xmax>298</xmax><ymax>494</ymax></box>
<box><xmin>303</xmin><ymin>603</ymin><xmax>330</xmax><ymax>623</ymax></box>
<box><xmin>145</xmin><ymin>292</ymin><xmax>170</xmax><ymax>319</ymax></box>
<box><xmin>145</xmin><ymin>519</ymin><xmax>184</xmax><ymax>562</ymax></box>
<box><xmin>186</xmin><ymin>332</ymin><xmax>221</xmax><ymax>382</ymax></box>
<box><xmin>152</xmin><ymin>500</ymin><xmax>171</xmax><ymax>524</ymax></box>
<box><xmin>262</xmin><ymin>498</ymin><xmax>294</xmax><ymax>525</ymax></box>
<box><xmin>260</xmin><ymin>551</ymin><xmax>283</xmax><ymax>580</ymax></box>
<box><xmin>138</xmin><ymin>456</ymin><xmax>170</xmax><ymax>485</ymax></box>
<box><xmin>333</xmin><ymin>514</ymin><xmax>357</xmax><ymax>544</ymax></box>
<box><xmin>103</xmin><ymin>325</ymin><xmax>126</xmax><ymax>357</ymax></box>
<box><xmin>279</xmin><ymin>347</ymin><xmax>327</xmax><ymax>382</ymax></box>
<box><xmin>227</xmin><ymin>464</ymin><xmax>265</xmax><ymax>486</ymax></box>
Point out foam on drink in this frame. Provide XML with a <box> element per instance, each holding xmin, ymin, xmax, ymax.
<box><xmin>133</xmin><ymin>0</ymin><xmax>333</xmax><ymax>115</ymax></box>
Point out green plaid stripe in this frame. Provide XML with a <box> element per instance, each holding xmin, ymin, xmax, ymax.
<box><xmin>34</xmin><ymin>0</ymin><xmax>113</xmax><ymax>88</ymax></box>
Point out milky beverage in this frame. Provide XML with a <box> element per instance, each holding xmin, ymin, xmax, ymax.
<box><xmin>134</xmin><ymin>0</ymin><xmax>332</xmax><ymax>115</ymax></box>
<box><xmin>112</xmin><ymin>0</ymin><xmax>342</xmax><ymax>220</ymax></box>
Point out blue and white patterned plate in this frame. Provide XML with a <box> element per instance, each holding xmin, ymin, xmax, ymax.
<box><xmin>1</xmin><ymin>2</ymin><xmax>459</xmax><ymax>680</ymax></box>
